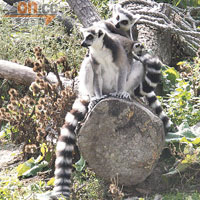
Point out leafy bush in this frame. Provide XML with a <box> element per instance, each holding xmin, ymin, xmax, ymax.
<box><xmin>161</xmin><ymin>55</ymin><xmax>200</xmax><ymax>183</ymax></box>
<box><xmin>160</xmin><ymin>55</ymin><xmax>200</xmax><ymax>126</ymax></box>
<box><xmin>0</xmin><ymin>47</ymin><xmax>78</xmax><ymax>165</ymax></box>
<box><xmin>0</xmin><ymin>1</ymin><xmax>86</xmax><ymax>159</ymax></box>
<box><xmin>0</xmin><ymin>5</ymin><xmax>85</xmax><ymax>67</ymax></box>
<box><xmin>163</xmin><ymin>122</ymin><xmax>200</xmax><ymax>177</ymax></box>
<box><xmin>91</xmin><ymin>0</ymin><xmax>110</xmax><ymax>18</ymax></box>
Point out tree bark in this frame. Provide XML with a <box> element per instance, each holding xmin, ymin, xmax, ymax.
<box><xmin>0</xmin><ymin>60</ymin><xmax>36</xmax><ymax>85</ymax></box>
<box><xmin>120</xmin><ymin>0</ymin><xmax>200</xmax><ymax>65</ymax></box>
<box><xmin>67</xmin><ymin>0</ymin><xmax>101</xmax><ymax>27</ymax></box>
<box><xmin>2</xmin><ymin>0</ymin><xmax>23</xmax><ymax>6</ymax></box>
<box><xmin>0</xmin><ymin>60</ymin><xmax>73</xmax><ymax>87</ymax></box>
<box><xmin>78</xmin><ymin>98</ymin><xmax>165</xmax><ymax>186</ymax></box>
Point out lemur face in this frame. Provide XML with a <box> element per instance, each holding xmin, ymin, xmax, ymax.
<box><xmin>80</xmin><ymin>27</ymin><xmax>104</xmax><ymax>48</ymax></box>
<box><xmin>112</xmin><ymin>4</ymin><xmax>139</xmax><ymax>31</ymax></box>
<box><xmin>132</xmin><ymin>41</ymin><xmax>145</xmax><ymax>56</ymax></box>
<box><xmin>113</xmin><ymin>13</ymin><xmax>133</xmax><ymax>31</ymax></box>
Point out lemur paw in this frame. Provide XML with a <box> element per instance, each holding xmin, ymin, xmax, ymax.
<box><xmin>119</xmin><ymin>92</ymin><xmax>131</xmax><ymax>100</ymax></box>
<box><xmin>110</xmin><ymin>92</ymin><xmax>131</xmax><ymax>100</ymax></box>
<box><xmin>88</xmin><ymin>98</ymin><xmax>99</xmax><ymax>111</ymax></box>
<box><xmin>88</xmin><ymin>95</ymin><xmax>108</xmax><ymax>111</ymax></box>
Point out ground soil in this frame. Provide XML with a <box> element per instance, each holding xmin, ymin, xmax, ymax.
<box><xmin>0</xmin><ymin>142</ymin><xmax>22</xmax><ymax>168</ymax></box>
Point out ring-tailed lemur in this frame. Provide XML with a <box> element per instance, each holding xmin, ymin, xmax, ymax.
<box><xmin>105</xmin><ymin>3</ymin><xmax>140</xmax><ymax>40</ymax></box>
<box><xmin>95</xmin><ymin>4</ymin><xmax>140</xmax><ymax>43</ymax></box>
<box><xmin>81</xmin><ymin>28</ymin><xmax>140</xmax><ymax>98</ymax></box>
<box><xmin>52</xmin><ymin>27</ymin><xmax>145</xmax><ymax>199</ymax></box>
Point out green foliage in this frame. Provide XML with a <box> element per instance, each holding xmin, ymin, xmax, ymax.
<box><xmin>72</xmin><ymin>168</ymin><xmax>105</xmax><ymax>200</ymax></box>
<box><xmin>163</xmin><ymin>79</ymin><xmax>200</xmax><ymax>126</ymax></box>
<box><xmin>17</xmin><ymin>156</ymin><xmax>48</xmax><ymax>178</ymax></box>
<box><xmin>164</xmin><ymin>122</ymin><xmax>200</xmax><ymax>180</ymax></box>
<box><xmin>74</xmin><ymin>155</ymin><xmax>86</xmax><ymax>172</ymax></box>
<box><xmin>0</xmin><ymin>168</ymin><xmax>45</xmax><ymax>200</ymax></box>
<box><xmin>0</xmin><ymin>124</ymin><xmax>12</xmax><ymax>140</ymax></box>
<box><xmin>162</xmin><ymin>66</ymin><xmax>179</xmax><ymax>94</ymax></box>
<box><xmin>161</xmin><ymin>56</ymin><xmax>200</xmax><ymax>186</ymax></box>
<box><xmin>161</xmin><ymin>192</ymin><xmax>200</xmax><ymax>200</ymax></box>
<box><xmin>0</xmin><ymin>6</ymin><xmax>85</xmax><ymax>68</ymax></box>
<box><xmin>166</xmin><ymin>122</ymin><xmax>200</xmax><ymax>143</ymax></box>
<box><xmin>160</xmin><ymin>56</ymin><xmax>200</xmax><ymax>126</ymax></box>
<box><xmin>0</xmin><ymin>3</ymin><xmax>81</xmax><ymax>183</ymax></box>
<box><xmin>90</xmin><ymin>0</ymin><xmax>110</xmax><ymax>18</ymax></box>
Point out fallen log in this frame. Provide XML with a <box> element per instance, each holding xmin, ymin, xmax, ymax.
<box><xmin>0</xmin><ymin>60</ymin><xmax>73</xmax><ymax>88</ymax></box>
<box><xmin>78</xmin><ymin>97</ymin><xmax>165</xmax><ymax>186</ymax></box>
<box><xmin>0</xmin><ymin>60</ymin><xmax>36</xmax><ymax>85</ymax></box>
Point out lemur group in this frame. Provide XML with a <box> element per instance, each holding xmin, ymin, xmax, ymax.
<box><xmin>50</xmin><ymin>4</ymin><xmax>174</xmax><ymax>199</ymax></box>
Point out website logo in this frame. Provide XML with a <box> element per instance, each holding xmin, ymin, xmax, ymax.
<box><xmin>4</xmin><ymin>1</ymin><xmax>58</xmax><ymax>25</ymax></box>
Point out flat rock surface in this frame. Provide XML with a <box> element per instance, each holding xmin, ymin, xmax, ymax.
<box><xmin>78</xmin><ymin>97</ymin><xmax>165</xmax><ymax>186</ymax></box>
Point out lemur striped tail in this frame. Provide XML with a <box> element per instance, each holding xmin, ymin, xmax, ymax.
<box><xmin>144</xmin><ymin>56</ymin><xmax>161</xmax><ymax>89</ymax></box>
<box><xmin>134</xmin><ymin>55</ymin><xmax>172</xmax><ymax>132</ymax></box>
<box><xmin>134</xmin><ymin>54</ymin><xmax>161</xmax><ymax>98</ymax></box>
<box><xmin>135</xmin><ymin>85</ymin><xmax>172</xmax><ymax>132</ymax></box>
<box><xmin>53</xmin><ymin>98</ymin><xmax>89</xmax><ymax>198</ymax></box>
<box><xmin>146</xmin><ymin>91</ymin><xmax>172</xmax><ymax>132</ymax></box>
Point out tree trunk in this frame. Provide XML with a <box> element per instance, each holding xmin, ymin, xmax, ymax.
<box><xmin>2</xmin><ymin>0</ymin><xmax>23</xmax><ymax>6</ymax></box>
<box><xmin>67</xmin><ymin>0</ymin><xmax>101</xmax><ymax>27</ymax></box>
<box><xmin>78</xmin><ymin>98</ymin><xmax>165</xmax><ymax>186</ymax></box>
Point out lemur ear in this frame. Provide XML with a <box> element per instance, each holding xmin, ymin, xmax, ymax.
<box><xmin>116</xmin><ymin>4</ymin><xmax>122</xmax><ymax>11</ymax></box>
<box><xmin>98</xmin><ymin>29</ymin><xmax>104</xmax><ymax>38</ymax></box>
<box><xmin>79</xmin><ymin>27</ymin><xmax>86</xmax><ymax>33</ymax></box>
<box><xmin>112</xmin><ymin>4</ymin><xmax>122</xmax><ymax>14</ymax></box>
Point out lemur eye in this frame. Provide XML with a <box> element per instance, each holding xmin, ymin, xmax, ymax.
<box><xmin>116</xmin><ymin>15</ymin><xmax>120</xmax><ymax>20</ymax></box>
<box><xmin>135</xmin><ymin>43</ymin><xmax>140</xmax><ymax>48</ymax></box>
<box><xmin>121</xmin><ymin>20</ymin><xmax>128</xmax><ymax>25</ymax></box>
<box><xmin>87</xmin><ymin>35</ymin><xmax>94</xmax><ymax>40</ymax></box>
